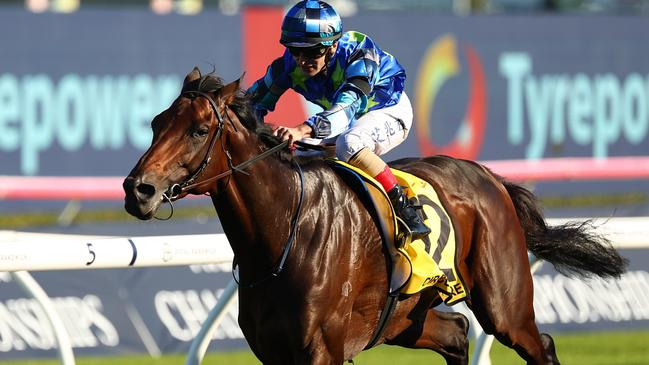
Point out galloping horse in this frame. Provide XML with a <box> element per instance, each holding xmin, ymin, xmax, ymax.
<box><xmin>123</xmin><ymin>68</ymin><xmax>627</xmax><ymax>364</ymax></box>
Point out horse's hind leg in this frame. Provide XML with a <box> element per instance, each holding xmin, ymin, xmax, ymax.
<box><xmin>469</xmin><ymin>279</ymin><xmax>556</xmax><ymax>364</ymax></box>
<box><xmin>386</xmin><ymin>307</ymin><xmax>469</xmax><ymax>365</ymax></box>
<box><xmin>541</xmin><ymin>333</ymin><xmax>560</xmax><ymax>364</ymax></box>
<box><xmin>469</xmin><ymin>228</ymin><xmax>558</xmax><ymax>364</ymax></box>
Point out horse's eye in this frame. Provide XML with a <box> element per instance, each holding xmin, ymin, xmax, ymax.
<box><xmin>192</xmin><ymin>128</ymin><xmax>209</xmax><ymax>138</ymax></box>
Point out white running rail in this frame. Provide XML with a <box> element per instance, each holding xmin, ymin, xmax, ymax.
<box><xmin>0</xmin><ymin>231</ymin><xmax>233</xmax><ymax>365</ymax></box>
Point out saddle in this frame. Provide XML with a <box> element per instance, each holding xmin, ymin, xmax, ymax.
<box><xmin>328</xmin><ymin>160</ymin><xmax>409</xmax><ymax>294</ymax></box>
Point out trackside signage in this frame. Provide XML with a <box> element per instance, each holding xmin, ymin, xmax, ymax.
<box><xmin>1</xmin><ymin>12</ymin><xmax>647</xmax><ymax>177</ymax></box>
<box><xmin>0</xmin><ymin>249</ymin><xmax>647</xmax><ymax>359</ymax></box>
<box><xmin>0</xmin><ymin>9</ymin><xmax>241</xmax><ymax>177</ymax></box>
<box><xmin>389</xmin><ymin>17</ymin><xmax>649</xmax><ymax>164</ymax></box>
<box><xmin>534</xmin><ymin>270</ymin><xmax>649</xmax><ymax>327</ymax></box>
<box><xmin>0</xmin><ymin>74</ymin><xmax>180</xmax><ymax>175</ymax></box>
<box><xmin>0</xmin><ymin>265</ymin><xmax>245</xmax><ymax>358</ymax></box>
<box><xmin>535</xmin><ymin>256</ymin><xmax>649</xmax><ymax>332</ymax></box>
<box><xmin>500</xmin><ymin>53</ymin><xmax>649</xmax><ymax>160</ymax></box>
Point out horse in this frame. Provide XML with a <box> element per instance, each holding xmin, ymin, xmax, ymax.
<box><xmin>123</xmin><ymin>68</ymin><xmax>627</xmax><ymax>365</ymax></box>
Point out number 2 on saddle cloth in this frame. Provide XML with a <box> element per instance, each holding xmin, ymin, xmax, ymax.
<box><xmin>327</xmin><ymin>158</ymin><xmax>467</xmax><ymax>305</ymax></box>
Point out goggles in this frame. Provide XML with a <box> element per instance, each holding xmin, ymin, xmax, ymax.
<box><xmin>288</xmin><ymin>46</ymin><xmax>328</xmax><ymax>60</ymax></box>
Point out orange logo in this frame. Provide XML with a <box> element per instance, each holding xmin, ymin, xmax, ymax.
<box><xmin>414</xmin><ymin>34</ymin><xmax>487</xmax><ymax>159</ymax></box>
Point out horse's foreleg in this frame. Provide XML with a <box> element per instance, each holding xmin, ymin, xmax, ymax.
<box><xmin>385</xmin><ymin>308</ymin><xmax>469</xmax><ymax>365</ymax></box>
<box><xmin>296</xmin><ymin>327</ymin><xmax>345</xmax><ymax>365</ymax></box>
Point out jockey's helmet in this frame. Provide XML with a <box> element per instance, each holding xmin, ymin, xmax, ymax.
<box><xmin>280</xmin><ymin>1</ymin><xmax>343</xmax><ymax>48</ymax></box>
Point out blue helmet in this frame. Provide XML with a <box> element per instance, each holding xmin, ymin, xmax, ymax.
<box><xmin>280</xmin><ymin>1</ymin><xmax>343</xmax><ymax>48</ymax></box>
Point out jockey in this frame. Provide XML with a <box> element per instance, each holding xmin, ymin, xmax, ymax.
<box><xmin>247</xmin><ymin>0</ymin><xmax>430</xmax><ymax>240</ymax></box>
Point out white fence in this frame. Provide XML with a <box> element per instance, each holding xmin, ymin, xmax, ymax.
<box><xmin>0</xmin><ymin>216</ymin><xmax>646</xmax><ymax>365</ymax></box>
<box><xmin>0</xmin><ymin>231</ymin><xmax>232</xmax><ymax>271</ymax></box>
<box><xmin>0</xmin><ymin>232</ymin><xmax>233</xmax><ymax>365</ymax></box>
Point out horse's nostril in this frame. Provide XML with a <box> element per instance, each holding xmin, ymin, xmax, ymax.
<box><xmin>136</xmin><ymin>183</ymin><xmax>156</xmax><ymax>198</ymax></box>
<box><xmin>123</xmin><ymin>176</ymin><xmax>137</xmax><ymax>191</ymax></box>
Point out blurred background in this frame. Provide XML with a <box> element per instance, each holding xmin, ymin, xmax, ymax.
<box><xmin>8</xmin><ymin>0</ymin><xmax>649</xmax><ymax>15</ymax></box>
<box><xmin>1</xmin><ymin>0</ymin><xmax>648</xmax><ymax>363</ymax></box>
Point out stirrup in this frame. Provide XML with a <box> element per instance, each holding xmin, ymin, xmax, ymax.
<box><xmin>399</xmin><ymin>206</ymin><xmax>431</xmax><ymax>241</ymax></box>
<box><xmin>395</xmin><ymin>216</ymin><xmax>413</xmax><ymax>249</ymax></box>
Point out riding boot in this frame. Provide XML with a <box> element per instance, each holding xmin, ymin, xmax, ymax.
<box><xmin>388</xmin><ymin>185</ymin><xmax>431</xmax><ymax>241</ymax></box>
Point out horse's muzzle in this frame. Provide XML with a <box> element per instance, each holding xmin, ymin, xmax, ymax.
<box><xmin>123</xmin><ymin>175</ymin><xmax>161</xmax><ymax>220</ymax></box>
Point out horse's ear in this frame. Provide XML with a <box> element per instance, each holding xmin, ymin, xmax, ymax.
<box><xmin>183</xmin><ymin>67</ymin><xmax>202</xmax><ymax>86</ymax></box>
<box><xmin>219</xmin><ymin>74</ymin><xmax>243</xmax><ymax>103</ymax></box>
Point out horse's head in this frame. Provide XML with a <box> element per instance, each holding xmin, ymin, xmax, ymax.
<box><xmin>123</xmin><ymin>67</ymin><xmax>244</xmax><ymax>220</ymax></box>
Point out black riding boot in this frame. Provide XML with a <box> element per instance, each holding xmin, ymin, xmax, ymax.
<box><xmin>388</xmin><ymin>185</ymin><xmax>431</xmax><ymax>240</ymax></box>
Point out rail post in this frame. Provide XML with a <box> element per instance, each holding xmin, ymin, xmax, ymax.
<box><xmin>11</xmin><ymin>271</ymin><xmax>76</xmax><ymax>365</ymax></box>
<box><xmin>185</xmin><ymin>279</ymin><xmax>239</xmax><ymax>365</ymax></box>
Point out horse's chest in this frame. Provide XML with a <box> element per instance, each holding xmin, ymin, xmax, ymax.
<box><xmin>239</xmin><ymin>293</ymin><xmax>306</xmax><ymax>333</ymax></box>
<box><xmin>239</xmin><ymin>298</ymin><xmax>316</xmax><ymax>359</ymax></box>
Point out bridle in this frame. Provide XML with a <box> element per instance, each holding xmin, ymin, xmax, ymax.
<box><xmin>157</xmin><ymin>88</ymin><xmax>304</xmax><ymax>288</ymax></box>
<box><xmin>159</xmin><ymin>90</ymin><xmax>288</xmax><ymax>204</ymax></box>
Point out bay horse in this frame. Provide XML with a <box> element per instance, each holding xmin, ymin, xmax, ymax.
<box><xmin>123</xmin><ymin>68</ymin><xmax>627</xmax><ymax>364</ymax></box>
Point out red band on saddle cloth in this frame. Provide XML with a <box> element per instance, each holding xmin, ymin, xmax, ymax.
<box><xmin>374</xmin><ymin>165</ymin><xmax>398</xmax><ymax>192</ymax></box>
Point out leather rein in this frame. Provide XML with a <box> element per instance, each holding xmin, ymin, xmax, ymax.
<box><xmin>158</xmin><ymin>89</ymin><xmax>304</xmax><ymax>288</ymax></box>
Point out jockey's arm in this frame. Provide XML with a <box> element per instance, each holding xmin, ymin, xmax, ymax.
<box><xmin>246</xmin><ymin>57</ymin><xmax>288</xmax><ymax>121</ymax></box>
<box><xmin>304</xmin><ymin>80</ymin><xmax>368</xmax><ymax>139</ymax></box>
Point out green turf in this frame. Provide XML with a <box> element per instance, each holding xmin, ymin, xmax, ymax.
<box><xmin>5</xmin><ymin>330</ymin><xmax>648</xmax><ymax>364</ymax></box>
<box><xmin>4</xmin><ymin>190</ymin><xmax>645</xmax><ymax>230</ymax></box>
<box><xmin>0</xmin><ymin>204</ymin><xmax>217</xmax><ymax>230</ymax></box>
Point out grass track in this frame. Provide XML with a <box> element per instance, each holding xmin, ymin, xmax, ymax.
<box><xmin>6</xmin><ymin>330</ymin><xmax>649</xmax><ymax>365</ymax></box>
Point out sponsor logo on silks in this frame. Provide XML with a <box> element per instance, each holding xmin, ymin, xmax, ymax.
<box><xmin>414</xmin><ymin>34</ymin><xmax>487</xmax><ymax>160</ymax></box>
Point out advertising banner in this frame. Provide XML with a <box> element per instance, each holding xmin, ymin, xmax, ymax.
<box><xmin>0</xmin><ymin>9</ymin><xmax>242</xmax><ymax>178</ymax></box>
<box><xmin>534</xmin><ymin>248</ymin><xmax>649</xmax><ymax>333</ymax></box>
<box><xmin>1</xmin><ymin>10</ymin><xmax>647</xmax><ymax>216</ymax></box>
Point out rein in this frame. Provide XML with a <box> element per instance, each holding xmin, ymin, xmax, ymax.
<box><xmin>158</xmin><ymin>88</ymin><xmax>304</xmax><ymax>288</ymax></box>
<box><xmin>179</xmin><ymin>140</ymin><xmax>290</xmax><ymax>193</ymax></box>
<box><xmin>234</xmin><ymin>159</ymin><xmax>304</xmax><ymax>288</ymax></box>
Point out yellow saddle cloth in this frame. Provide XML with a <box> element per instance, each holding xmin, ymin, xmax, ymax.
<box><xmin>330</xmin><ymin>160</ymin><xmax>467</xmax><ymax>305</ymax></box>
<box><xmin>392</xmin><ymin>169</ymin><xmax>467</xmax><ymax>304</ymax></box>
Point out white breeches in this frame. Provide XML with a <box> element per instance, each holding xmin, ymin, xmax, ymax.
<box><xmin>333</xmin><ymin>92</ymin><xmax>413</xmax><ymax>162</ymax></box>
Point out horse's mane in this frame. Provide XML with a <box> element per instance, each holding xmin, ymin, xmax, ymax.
<box><xmin>182</xmin><ymin>73</ymin><xmax>293</xmax><ymax>160</ymax></box>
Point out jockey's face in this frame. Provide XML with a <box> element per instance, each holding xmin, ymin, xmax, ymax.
<box><xmin>289</xmin><ymin>43</ymin><xmax>338</xmax><ymax>77</ymax></box>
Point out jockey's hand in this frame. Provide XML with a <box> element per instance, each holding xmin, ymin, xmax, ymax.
<box><xmin>272</xmin><ymin>123</ymin><xmax>313</xmax><ymax>146</ymax></box>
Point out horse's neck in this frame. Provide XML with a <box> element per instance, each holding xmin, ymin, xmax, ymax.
<box><xmin>212</xmin><ymin>138</ymin><xmax>301</xmax><ymax>270</ymax></box>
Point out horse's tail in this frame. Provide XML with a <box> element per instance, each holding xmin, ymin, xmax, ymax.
<box><xmin>501</xmin><ymin>179</ymin><xmax>628</xmax><ymax>278</ymax></box>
